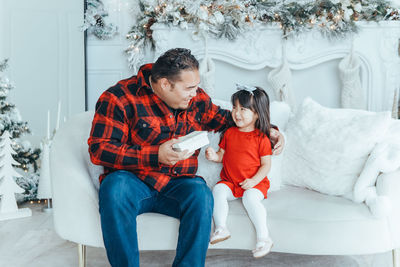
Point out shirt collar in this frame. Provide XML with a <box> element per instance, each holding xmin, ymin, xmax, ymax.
<box><xmin>137</xmin><ymin>63</ymin><xmax>153</xmax><ymax>93</ymax></box>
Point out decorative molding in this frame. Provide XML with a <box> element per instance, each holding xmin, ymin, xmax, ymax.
<box><xmin>151</xmin><ymin>22</ymin><xmax>400</xmax><ymax>112</ymax></box>
<box><xmin>380</xmin><ymin>26</ymin><xmax>400</xmax><ymax>111</ymax></box>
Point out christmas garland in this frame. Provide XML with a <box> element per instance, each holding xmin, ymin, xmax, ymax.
<box><xmin>82</xmin><ymin>0</ymin><xmax>118</xmax><ymax>40</ymax></box>
<box><xmin>84</xmin><ymin>0</ymin><xmax>400</xmax><ymax>69</ymax></box>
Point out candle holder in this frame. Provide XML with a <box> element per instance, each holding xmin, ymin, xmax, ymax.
<box><xmin>37</xmin><ymin>102</ymin><xmax>62</xmax><ymax>212</ymax></box>
<box><xmin>42</xmin><ymin>198</ymin><xmax>52</xmax><ymax>212</ymax></box>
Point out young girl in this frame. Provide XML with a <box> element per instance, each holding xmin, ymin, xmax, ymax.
<box><xmin>206</xmin><ymin>85</ymin><xmax>273</xmax><ymax>258</ymax></box>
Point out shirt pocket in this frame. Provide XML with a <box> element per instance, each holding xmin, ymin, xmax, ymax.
<box><xmin>131</xmin><ymin>117</ymin><xmax>169</xmax><ymax>145</ymax></box>
<box><xmin>186</xmin><ymin>111</ymin><xmax>203</xmax><ymax>132</ymax></box>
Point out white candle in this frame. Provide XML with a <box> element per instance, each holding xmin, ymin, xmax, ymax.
<box><xmin>56</xmin><ymin>100</ymin><xmax>61</xmax><ymax>130</ymax></box>
<box><xmin>47</xmin><ymin>110</ymin><xmax>50</xmax><ymax>140</ymax></box>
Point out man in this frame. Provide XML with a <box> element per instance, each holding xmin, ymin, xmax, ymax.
<box><xmin>88</xmin><ymin>48</ymin><xmax>283</xmax><ymax>267</ymax></box>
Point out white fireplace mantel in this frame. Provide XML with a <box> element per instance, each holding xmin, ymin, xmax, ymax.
<box><xmin>151</xmin><ymin>21</ymin><xmax>400</xmax><ymax>112</ymax></box>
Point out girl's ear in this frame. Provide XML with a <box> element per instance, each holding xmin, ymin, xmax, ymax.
<box><xmin>254</xmin><ymin>110</ymin><xmax>259</xmax><ymax>119</ymax></box>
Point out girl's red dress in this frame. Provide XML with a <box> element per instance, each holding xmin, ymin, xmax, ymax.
<box><xmin>217</xmin><ymin>127</ymin><xmax>272</xmax><ymax>198</ymax></box>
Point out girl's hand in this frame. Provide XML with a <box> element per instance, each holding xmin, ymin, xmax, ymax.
<box><xmin>239</xmin><ymin>178</ymin><xmax>258</xmax><ymax>190</ymax></box>
<box><xmin>205</xmin><ymin>147</ymin><xmax>218</xmax><ymax>162</ymax></box>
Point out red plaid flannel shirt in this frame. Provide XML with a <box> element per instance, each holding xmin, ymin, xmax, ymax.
<box><xmin>88</xmin><ymin>64</ymin><xmax>231</xmax><ymax>191</ymax></box>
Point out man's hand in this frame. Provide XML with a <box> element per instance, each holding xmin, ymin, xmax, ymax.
<box><xmin>239</xmin><ymin>178</ymin><xmax>259</xmax><ymax>190</ymax></box>
<box><xmin>270</xmin><ymin>128</ymin><xmax>285</xmax><ymax>155</ymax></box>
<box><xmin>158</xmin><ymin>139</ymin><xmax>194</xmax><ymax>165</ymax></box>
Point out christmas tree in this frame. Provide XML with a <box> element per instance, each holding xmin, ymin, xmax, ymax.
<box><xmin>0</xmin><ymin>131</ymin><xmax>32</xmax><ymax>220</ymax></box>
<box><xmin>0</xmin><ymin>59</ymin><xmax>41</xmax><ymax>201</ymax></box>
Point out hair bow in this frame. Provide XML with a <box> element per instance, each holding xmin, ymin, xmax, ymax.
<box><xmin>236</xmin><ymin>83</ymin><xmax>256</xmax><ymax>95</ymax></box>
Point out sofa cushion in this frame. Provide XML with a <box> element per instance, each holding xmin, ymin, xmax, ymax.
<box><xmin>281</xmin><ymin>98</ymin><xmax>391</xmax><ymax>198</ymax></box>
<box><xmin>209</xmin><ymin>185</ymin><xmax>391</xmax><ymax>254</ymax></box>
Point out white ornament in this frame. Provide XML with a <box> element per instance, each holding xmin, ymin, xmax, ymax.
<box><xmin>0</xmin><ymin>131</ymin><xmax>32</xmax><ymax>221</ymax></box>
<box><xmin>353</xmin><ymin>3</ymin><xmax>362</xmax><ymax>12</ymax></box>
<box><xmin>267</xmin><ymin>41</ymin><xmax>296</xmax><ymax>109</ymax></box>
<box><xmin>344</xmin><ymin>8</ymin><xmax>354</xmax><ymax>21</ymax></box>
<box><xmin>339</xmin><ymin>42</ymin><xmax>366</xmax><ymax>109</ymax></box>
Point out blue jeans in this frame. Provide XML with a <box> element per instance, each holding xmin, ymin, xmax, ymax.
<box><xmin>99</xmin><ymin>170</ymin><xmax>213</xmax><ymax>267</ymax></box>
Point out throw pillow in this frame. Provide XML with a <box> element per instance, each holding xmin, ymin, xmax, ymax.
<box><xmin>281</xmin><ymin>97</ymin><xmax>391</xmax><ymax>197</ymax></box>
<box><xmin>352</xmin><ymin>119</ymin><xmax>400</xmax><ymax>217</ymax></box>
<box><xmin>270</xmin><ymin>97</ymin><xmax>292</xmax><ymax>131</ymax></box>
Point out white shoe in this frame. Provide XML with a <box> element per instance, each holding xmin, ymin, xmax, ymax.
<box><xmin>252</xmin><ymin>237</ymin><xmax>273</xmax><ymax>258</ymax></box>
<box><xmin>210</xmin><ymin>227</ymin><xmax>231</xmax><ymax>244</ymax></box>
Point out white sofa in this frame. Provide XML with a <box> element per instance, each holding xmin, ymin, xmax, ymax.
<box><xmin>50</xmin><ymin>110</ymin><xmax>400</xmax><ymax>267</ymax></box>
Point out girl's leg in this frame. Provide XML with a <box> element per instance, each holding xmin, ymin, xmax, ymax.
<box><xmin>242</xmin><ymin>188</ymin><xmax>273</xmax><ymax>258</ymax></box>
<box><xmin>210</xmin><ymin>183</ymin><xmax>236</xmax><ymax>244</ymax></box>
<box><xmin>212</xmin><ymin>183</ymin><xmax>236</xmax><ymax>229</ymax></box>
<box><xmin>242</xmin><ymin>188</ymin><xmax>269</xmax><ymax>240</ymax></box>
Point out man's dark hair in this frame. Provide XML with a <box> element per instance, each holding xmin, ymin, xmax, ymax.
<box><xmin>151</xmin><ymin>48</ymin><xmax>199</xmax><ymax>83</ymax></box>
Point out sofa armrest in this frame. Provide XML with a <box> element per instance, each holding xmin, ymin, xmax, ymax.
<box><xmin>376</xmin><ymin>169</ymin><xmax>400</xmax><ymax>203</ymax></box>
<box><xmin>376</xmin><ymin>169</ymin><xmax>400</xmax><ymax>248</ymax></box>
<box><xmin>50</xmin><ymin>111</ymin><xmax>104</xmax><ymax>247</ymax></box>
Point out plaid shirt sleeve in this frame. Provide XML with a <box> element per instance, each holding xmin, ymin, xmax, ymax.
<box><xmin>194</xmin><ymin>89</ymin><xmax>232</xmax><ymax>132</ymax></box>
<box><xmin>87</xmin><ymin>88</ymin><xmax>159</xmax><ymax>172</ymax></box>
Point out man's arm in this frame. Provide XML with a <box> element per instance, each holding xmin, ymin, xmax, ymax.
<box><xmin>196</xmin><ymin>89</ymin><xmax>232</xmax><ymax>132</ymax></box>
<box><xmin>88</xmin><ymin>91</ymin><xmax>160</xmax><ymax>170</ymax></box>
<box><xmin>270</xmin><ymin>128</ymin><xmax>285</xmax><ymax>155</ymax></box>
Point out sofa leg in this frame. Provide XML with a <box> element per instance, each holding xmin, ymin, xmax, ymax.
<box><xmin>393</xmin><ymin>248</ymin><xmax>400</xmax><ymax>267</ymax></box>
<box><xmin>78</xmin><ymin>244</ymin><xmax>86</xmax><ymax>267</ymax></box>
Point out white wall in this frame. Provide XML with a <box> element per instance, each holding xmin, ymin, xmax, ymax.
<box><xmin>0</xmin><ymin>0</ymin><xmax>85</xmax><ymax>145</ymax></box>
<box><xmin>86</xmin><ymin>0</ymin><xmax>144</xmax><ymax>111</ymax></box>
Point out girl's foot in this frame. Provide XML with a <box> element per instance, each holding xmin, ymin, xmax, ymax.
<box><xmin>210</xmin><ymin>227</ymin><xmax>231</xmax><ymax>244</ymax></box>
<box><xmin>252</xmin><ymin>237</ymin><xmax>273</xmax><ymax>258</ymax></box>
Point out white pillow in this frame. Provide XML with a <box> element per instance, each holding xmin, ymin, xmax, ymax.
<box><xmin>197</xmin><ymin>131</ymin><xmax>224</xmax><ymax>188</ymax></box>
<box><xmin>281</xmin><ymin>98</ymin><xmax>392</xmax><ymax>197</ymax></box>
<box><xmin>197</xmin><ymin>99</ymin><xmax>290</xmax><ymax>191</ymax></box>
<box><xmin>270</xmin><ymin>101</ymin><xmax>291</xmax><ymax>131</ymax></box>
<box><xmin>352</xmin><ymin>119</ymin><xmax>400</xmax><ymax>217</ymax></box>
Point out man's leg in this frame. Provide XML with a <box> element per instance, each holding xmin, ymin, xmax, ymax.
<box><xmin>99</xmin><ymin>170</ymin><xmax>156</xmax><ymax>267</ymax></box>
<box><xmin>153</xmin><ymin>177</ymin><xmax>213</xmax><ymax>267</ymax></box>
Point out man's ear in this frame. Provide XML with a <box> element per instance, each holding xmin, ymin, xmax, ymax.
<box><xmin>159</xmin><ymin>78</ymin><xmax>172</xmax><ymax>91</ymax></box>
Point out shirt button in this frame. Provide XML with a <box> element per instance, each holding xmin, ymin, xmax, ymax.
<box><xmin>173</xmin><ymin>170</ymin><xmax>177</xmax><ymax>174</ymax></box>
<box><xmin>169</xmin><ymin>115</ymin><xmax>173</xmax><ymax>118</ymax></box>
<box><xmin>142</xmin><ymin>123</ymin><xmax>146</xmax><ymax>127</ymax></box>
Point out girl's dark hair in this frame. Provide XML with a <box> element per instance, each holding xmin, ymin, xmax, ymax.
<box><xmin>231</xmin><ymin>87</ymin><xmax>271</xmax><ymax>140</ymax></box>
<box><xmin>151</xmin><ymin>48</ymin><xmax>199</xmax><ymax>83</ymax></box>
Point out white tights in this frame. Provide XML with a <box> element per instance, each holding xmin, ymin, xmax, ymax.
<box><xmin>212</xmin><ymin>183</ymin><xmax>269</xmax><ymax>240</ymax></box>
